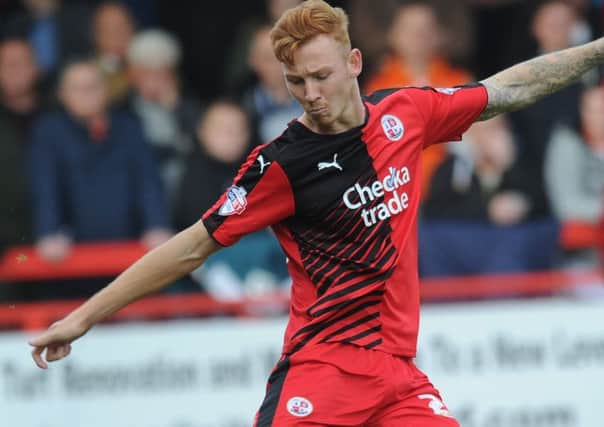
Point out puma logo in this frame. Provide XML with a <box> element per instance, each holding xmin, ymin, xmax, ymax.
<box><xmin>317</xmin><ymin>153</ymin><xmax>343</xmax><ymax>172</ymax></box>
<box><xmin>257</xmin><ymin>155</ymin><xmax>271</xmax><ymax>174</ymax></box>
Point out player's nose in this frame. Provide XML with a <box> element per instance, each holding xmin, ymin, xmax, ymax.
<box><xmin>304</xmin><ymin>81</ymin><xmax>321</xmax><ymax>102</ymax></box>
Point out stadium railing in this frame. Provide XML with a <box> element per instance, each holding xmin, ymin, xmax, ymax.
<box><xmin>1</xmin><ymin>220</ymin><xmax>603</xmax><ymax>331</ymax></box>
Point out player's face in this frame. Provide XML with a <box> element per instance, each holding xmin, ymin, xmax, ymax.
<box><xmin>283</xmin><ymin>34</ymin><xmax>362</xmax><ymax>130</ymax></box>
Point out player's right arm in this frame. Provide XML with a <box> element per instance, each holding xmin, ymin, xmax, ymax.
<box><xmin>29</xmin><ymin>220</ymin><xmax>221</xmax><ymax>369</ymax></box>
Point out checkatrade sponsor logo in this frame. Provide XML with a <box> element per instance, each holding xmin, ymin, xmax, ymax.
<box><xmin>343</xmin><ymin>166</ymin><xmax>411</xmax><ymax>227</ymax></box>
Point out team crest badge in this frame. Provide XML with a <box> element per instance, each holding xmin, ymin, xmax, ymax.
<box><xmin>218</xmin><ymin>186</ymin><xmax>248</xmax><ymax>216</ymax></box>
<box><xmin>381</xmin><ymin>114</ymin><xmax>405</xmax><ymax>141</ymax></box>
<box><xmin>287</xmin><ymin>396</ymin><xmax>314</xmax><ymax>417</ymax></box>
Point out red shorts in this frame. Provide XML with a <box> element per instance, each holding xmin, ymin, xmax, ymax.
<box><xmin>253</xmin><ymin>342</ymin><xmax>460</xmax><ymax>426</ymax></box>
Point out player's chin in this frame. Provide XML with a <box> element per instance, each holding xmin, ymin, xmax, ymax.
<box><xmin>311</xmin><ymin>112</ymin><xmax>333</xmax><ymax>127</ymax></box>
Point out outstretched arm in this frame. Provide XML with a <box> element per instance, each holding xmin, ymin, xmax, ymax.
<box><xmin>29</xmin><ymin>220</ymin><xmax>222</xmax><ymax>368</ymax></box>
<box><xmin>479</xmin><ymin>38</ymin><xmax>604</xmax><ymax>121</ymax></box>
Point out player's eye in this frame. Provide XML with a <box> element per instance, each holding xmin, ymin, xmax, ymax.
<box><xmin>316</xmin><ymin>73</ymin><xmax>330</xmax><ymax>81</ymax></box>
<box><xmin>287</xmin><ymin>77</ymin><xmax>304</xmax><ymax>85</ymax></box>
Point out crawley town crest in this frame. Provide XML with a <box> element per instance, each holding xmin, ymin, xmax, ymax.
<box><xmin>287</xmin><ymin>396</ymin><xmax>314</xmax><ymax>417</ymax></box>
<box><xmin>381</xmin><ymin>114</ymin><xmax>405</xmax><ymax>141</ymax></box>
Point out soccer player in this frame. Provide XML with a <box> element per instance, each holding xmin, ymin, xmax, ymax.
<box><xmin>28</xmin><ymin>1</ymin><xmax>604</xmax><ymax>425</ymax></box>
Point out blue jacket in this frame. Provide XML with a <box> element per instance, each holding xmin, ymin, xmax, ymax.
<box><xmin>28</xmin><ymin>109</ymin><xmax>169</xmax><ymax>241</ymax></box>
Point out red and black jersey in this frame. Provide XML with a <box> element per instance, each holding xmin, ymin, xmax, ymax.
<box><xmin>203</xmin><ymin>84</ymin><xmax>488</xmax><ymax>357</ymax></box>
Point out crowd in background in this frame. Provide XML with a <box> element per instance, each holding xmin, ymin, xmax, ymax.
<box><xmin>1</xmin><ymin>0</ymin><xmax>604</xmax><ymax>302</ymax></box>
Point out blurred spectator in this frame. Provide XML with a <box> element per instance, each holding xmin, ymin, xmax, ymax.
<box><xmin>423</xmin><ymin>115</ymin><xmax>532</xmax><ymax>226</ymax></box>
<box><xmin>533</xmin><ymin>1</ymin><xmax>589</xmax><ymax>51</ymax></box>
<box><xmin>242</xmin><ymin>24</ymin><xmax>303</xmax><ymax>144</ymax></box>
<box><xmin>174</xmin><ymin>100</ymin><xmax>251</xmax><ymax>231</ymax></box>
<box><xmin>0</xmin><ymin>37</ymin><xmax>45</xmax><ymax>134</ymax></box>
<box><xmin>174</xmin><ymin>100</ymin><xmax>287</xmax><ymax>299</ymax></box>
<box><xmin>347</xmin><ymin>0</ymin><xmax>398</xmax><ymax>83</ymax></box>
<box><xmin>0</xmin><ymin>38</ymin><xmax>43</xmax><ymax>252</ymax></box>
<box><xmin>363</xmin><ymin>1</ymin><xmax>473</xmax><ymax>200</ymax></box>
<box><xmin>431</xmin><ymin>0</ymin><xmax>475</xmax><ymax>68</ymax></box>
<box><xmin>509</xmin><ymin>0</ymin><xmax>587</xmax><ymax>217</ymax></box>
<box><xmin>466</xmin><ymin>0</ymin><xmax>593</xmax><ymax>78</ymax></box>
<box><xmin>92</xmin><ymin>1</ymin><xmax>135</xmax><ymax>104</ymax></box>
<box><xmin>349</xmin><ymin>0</ymin><xmax>473</xmax><ymax>86</ymax></box>
<box><xmin>126</xmin><ymin>29</ymin><xmax>199</xmax><ymax>209</ymax></box>
<box><xmin>364</xmin><ymin>2</ymin><xmax>472</xmax><ymax>91</ymax></box>
<box><xmin>223</xmin><ymin>0</ymin><xmax>302</xmax><ymax>94</ymax></box>
<box><xmin>545</xmin><ymin>87</ymin><xmax>604</xmax><ymax>267</ymax></box>
<box><xmin>28</xmin><ymin>60</ymin><xmax>170</xmax><ymax>264</ymax></box>
<box><xmin>1</xmin><ymin>0</ymin><xmax>91</xmax><ymax>77</ymax></box>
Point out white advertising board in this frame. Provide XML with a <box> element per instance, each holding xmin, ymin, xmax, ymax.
<box><xmin>1</xmin><ymin>298</ymin><xmax>603</xmax><ymax>427</ymax></box>
<box><xmin>417</xmin><ymin>299</ymin><xmax>604</xmax><ymax>427</ymax></box>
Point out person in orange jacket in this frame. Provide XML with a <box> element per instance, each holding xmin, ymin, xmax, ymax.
<box><xmin>365</xmin><ymin>2</ymin><xmax>472</xmax><ymax>199</ymax></box>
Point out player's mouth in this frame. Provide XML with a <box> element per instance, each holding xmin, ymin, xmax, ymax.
<box><xmin>308</xmin><ymin>106</ymin><xmax>328</xmax><ymax>116</ymax></box>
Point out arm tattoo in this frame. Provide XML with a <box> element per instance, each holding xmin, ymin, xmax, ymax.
<box><xmin>478</xmin><ymin>39</ymin><xmax>604</xmax><ymax>121</ymax></box>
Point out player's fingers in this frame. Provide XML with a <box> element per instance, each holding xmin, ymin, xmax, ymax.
<box><xmin>47</xmin><ymin>343</ymin><xmax>71</xmax><ymax>362</ymax></box>
<box><xmin>31</xmin><ymin>346</ymin><xmax>48</xmax><ymax>370</ymax></box>
<box><xmin>46</xmin><ymin>345</ymin><xmax>61</xmax><ymax>362</ymax></box>
<box><xmin>28</xmin><ymin>331</ymin><xmax>54</xmax><ymax>348</ymax></box>
<box><xmin>57</xmin><ymin>343</ymin><xmax>71</xmax><ymax>359</ymax></box>
<box><xmin>46</xmin><ymin>344</ymin><xmax>65</xmax><ymax>362</ymax></box>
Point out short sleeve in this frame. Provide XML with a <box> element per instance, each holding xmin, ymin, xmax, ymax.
<box><xmin>407</xmin><ymin>84</ymin><xmax>488</xmax><ymax>147</ymax></box>
<box><xmin>202</xmin><ymin>144</ymin><xmax>295</xmax><ymax>246</ymax></box>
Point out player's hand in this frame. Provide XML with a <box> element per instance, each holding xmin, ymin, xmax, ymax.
<box><xmin>28</xmin><ymin>318</ymin><xmax>89</xmax><ymax>369</ymax></box>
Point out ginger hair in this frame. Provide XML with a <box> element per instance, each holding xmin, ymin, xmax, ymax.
<box><xmin>270</xmin><ymin>0</ymin><xmax>351</xmax><ymax>65</ymax></box>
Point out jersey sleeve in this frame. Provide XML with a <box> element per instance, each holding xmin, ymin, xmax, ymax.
<box><xmin>202</xmin><ymin>144</ymin><xmax>295</xmax><ymax>246</ymax></box>
<box><xmin>407</xmin><ymin>83</ymin><xmax>488</xmax><ymax>147</ymax></box>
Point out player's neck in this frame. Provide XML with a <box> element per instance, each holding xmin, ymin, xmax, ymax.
<box><xmin>300</xmin><ymin>88</ymin><xmax>365</xmax><ymax>135</ymax></box>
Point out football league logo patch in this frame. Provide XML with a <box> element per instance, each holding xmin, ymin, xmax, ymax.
<box><xmin>218</xmin><ymin>185</ymin><xmax>248</xmax><ymax>216</ymax></box>
<box><xmin>381</xmin><ymin>114</ymin><xmax>405</xmax><ymax>141</ymax></box>
<box><xmin>287</xmin><ymin>396</ymin><xmax>314</xmax><ymax>417</ymax></box>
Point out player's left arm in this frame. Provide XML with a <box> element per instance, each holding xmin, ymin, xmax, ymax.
<box><xmin>478</xmin><ymin>37</ymin><xmax>604</xmax><ymax>121</ymax></box>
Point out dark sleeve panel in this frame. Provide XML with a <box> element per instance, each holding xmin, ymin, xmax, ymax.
<box><xmin>364</xmin><ymin>88</ymin><xmax>403</xmax><ymax>105</ymax></box>
<box><xmin>202</xmin><ymin>145</ymin><xmax>295</xmax><ymax>246</ymax></box>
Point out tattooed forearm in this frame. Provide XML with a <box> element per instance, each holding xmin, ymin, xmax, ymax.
<box><xmin>478</xmin><ymin>38</ymin><xmax>604</xmax><ymax>121</ymax></box>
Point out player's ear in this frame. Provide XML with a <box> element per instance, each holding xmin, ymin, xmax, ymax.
<box><xmin>348</xmin><ymin>48</ymin><xmax>362</xmax><ymax>78</ymax></box>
